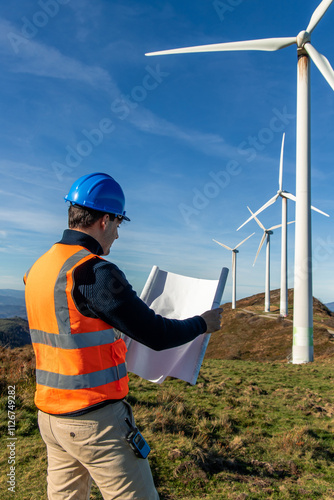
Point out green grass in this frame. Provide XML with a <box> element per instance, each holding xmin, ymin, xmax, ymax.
<box><xmin>1</xmin><ymin>349</ymin><xmax>334</xmax><ymax>499</ymax></box>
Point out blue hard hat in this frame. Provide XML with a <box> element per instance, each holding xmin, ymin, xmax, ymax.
<box><xmin>64</xmin><ymin>173</ymin><xmax>130</xmax><ymax>221</ymax></box>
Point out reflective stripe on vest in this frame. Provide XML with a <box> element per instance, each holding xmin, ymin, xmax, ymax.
<box><xmin>25</xmin><ymin>243</ymin><xmax>129</xmax><ymax>414</ymax></box>
<box><xmin>36</xmin><ymin>363</ymin><xmax>127</xmax><ymax>390</ymax></box>
<box><xmin>54</xmin><ymin>248</ymin><xmax>91</xmax><ymax>335</ymax></box>
<box><xmin>30</xmin><ymin>328</ymin><xmax>115</xmax><ymax>349</ymax></box>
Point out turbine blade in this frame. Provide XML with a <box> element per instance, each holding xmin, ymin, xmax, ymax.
<box><xmin>237</xmin><ymin>195</ymin><xmax>278</xmax><ymax>231</ymax></box>
<box><xmin>279</xmin><ymin>191</ymin><xmax>329</xmax><ymax>217</ymax></box>
<box><xmin>280</xmin><ymin>193</ymin><xmax>329</xmax><ymax>216</ymax></box>
<box><xmin>213</xmin><ymin>239</ymin><xmax>233</xmax><ymax>251</ymax></box>
<box><xmin>268</xmin><ymin>220</ymin><xmax>294</xmax><ymax>231</ymax></box>
<box><xmin>253</xmin><ymin>233</ymin><xmax>266</xmax><ymax>266</ymax></box>
<box><xmin>269</xmin><ymin>223</ymin><xmax>282</xmax><ymax>231</ymax></box>
<box><xmin>304</xmin><ymin>43</ymin><xmax>334</xmax><ymax>91</ymax></box>
<box><xmin>145</xmin><ymin>37</ymin><xmax>296</xmax><ymax>57</ymax></box>
<box><xmin>279</xmin><ymin>133</ymin><xmax>285</xmax><ymax>191</ymax></box>
<box><xmin>234</xmin><ymin>232</ymin><xmax>255</xmax><ymax>250</ymax></box>
<box><xmin>247</xmin><ymin>206</ymin><xmax>266</xmax><ymax>231</ymax></box>
<box><xmin>255</xmin><ymin>195</ymin><xmax>279</xmax><ymax>215</ymax></box>
<box><xmin>311</xmin><ymin>205</ymin><xmax>330</xmax><ymax>217</ymax></box>
<box><xmin>236</xmin><ymin>213</ymin><xmax>255</xmax><ymax>232</ymax></box>
<box><xmin>306</xmin><ymin>0</ymin><xmax>334</xmax><ymax>34</ymax></box>
<box><xmin>282</xmin><ymin>191</ymin><xmax>296</xmax><ymax>202</ymax></box>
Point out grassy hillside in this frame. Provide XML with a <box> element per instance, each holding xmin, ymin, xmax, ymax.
<box><xmin>206</xmin><ymin>289</ymin><xmax>334</xmax><ymax>362</ymax></box>
<box><xmin>1</xmin><ymin>291</ymin><xmax>334</xmax><ymax>499</ymax></box>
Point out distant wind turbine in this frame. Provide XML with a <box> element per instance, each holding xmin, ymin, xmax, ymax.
<box><xmin>146</xmin><ymin>0</ymin><xmax>334</xmax><ymax>364</ymax></box>
<box><xmin>213</xmin><ymin>233</ymin><xmax>254</xmax><ymax>309</ymax></box>
<box><xmin>248</xmin><ymin>208</ymin><xmax>295</xmax><ymax>313</ymax></box>
<box><xmin>237</xmin><ymin>133</ymin><xmax>329</xmax><ymax>318</ymax></box>
<box><xmin>247</xmin><ymin>207</ymin><xmax>289</xmax><ymax>313</ymax></box>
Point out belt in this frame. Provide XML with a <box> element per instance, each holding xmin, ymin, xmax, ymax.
<box><xmin>47</xmin><ymin>399</ymin><xmax>124</xmax><ymax>417</ymax></box>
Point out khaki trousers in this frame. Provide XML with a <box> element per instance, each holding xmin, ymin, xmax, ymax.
<box><xmin>38</xmin><ymin>401</ymin><xmax>159</xmax><ymax>500</ymax></box>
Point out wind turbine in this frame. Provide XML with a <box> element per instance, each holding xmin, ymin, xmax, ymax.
<box><xmin>237</xmin><ymin>133</ymin><xmax>329</xmax><ymax>318</ymax></box>
<box><xmin>213</xmin><ymin>233</ymin><xmax>254</xmax><ymax>309</ymax></box>
<box><xmin>146</xmin><ymin>0</ymin><xmax>334</xmax><ymax>364</ymax></box>
<box><xmin>247</xmin><ymin>207</ymin><xmax>287</xmax><ymax>313</ymax></box>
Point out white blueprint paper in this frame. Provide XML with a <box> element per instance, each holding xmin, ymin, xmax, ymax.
<box><xmin>123</xmin><ymin>266</ymin><xmax>228</xmax><ymax>385</ymax></box>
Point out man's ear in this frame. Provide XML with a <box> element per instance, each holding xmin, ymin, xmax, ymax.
<box><xmin>100</xmin><ymin>214</ymin><xmax>109</xmax><ymax>229</ymax></box>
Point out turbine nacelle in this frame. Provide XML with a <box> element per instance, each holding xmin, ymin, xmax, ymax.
<box><xmin>297</xmin><ymin>30</ymin><xmax>311</xmax><ymax>48</ymax></box>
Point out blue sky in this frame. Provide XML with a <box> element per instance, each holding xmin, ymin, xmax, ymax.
<box><xmin>0</xmin><ymin>0</ymin><xmax>333</xmax><ymax>305</ymax></box>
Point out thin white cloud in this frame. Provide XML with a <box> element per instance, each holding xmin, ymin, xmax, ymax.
<box><xmin>0</xmin><ymin>275</ymin><xmax>26</xmax><ymax>289</ymax></box>
<box><xmin>120</xmin><ymin>104</ymin><xmax>293</xmax><ymax>166</ymax></box>
<box><xmin>0</xmin><ymin>244</ymin><xmax>37</xmax><ymax>255</ymax></box>
<box><xmin>123</xmin><ymin>105</ymin><xmax>238</xmax><ymax>159</ymax></box>
<box><xmin>0</xmin><ymin>208</ymin><xmax>65</xmax><ymax>235</ymax></box>
<box><xmin>0</xmin><ymin>160</ymin><xmax>63</xmax><ymax>190</ymax></box>
<box><xmin>0</xmin><ymin>17</ymin><xmax>117</xmax><ymax>91</ymax></box>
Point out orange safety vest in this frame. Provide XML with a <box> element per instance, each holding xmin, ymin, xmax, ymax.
<box><xmin>24</xmin><ymin>243</ymin><xmax>129</xmax><ymax>415</ymax></box>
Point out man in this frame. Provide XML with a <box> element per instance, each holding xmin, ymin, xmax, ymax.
<box><xmin>24</xmin><ymin>172</ymin><xmax>223</xmax><ymax>500</ymax></box>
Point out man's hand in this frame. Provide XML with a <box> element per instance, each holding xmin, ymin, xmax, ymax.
<box><xmin>200</xmin><ymin>307</ymin><xmax>223</xmax><ymax>333</ymax></box>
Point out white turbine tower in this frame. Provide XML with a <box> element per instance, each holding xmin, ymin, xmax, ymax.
<box><xmin>247</xmin><ymin>207</ymin><xmax>289</xmax><ymax>313</ymax></box>
<box><xmin>146</xmin><ymin>0</ymin><xmax>334</xmax><ymax>364</ymax></box>
<box><xmin>237</xmin><ymin>133</ymin><xmax>329</xmax><ymax>318</ymax></box>
<box><xmin>213</xmin><ymin>233</ymin><xmax>254</xmax><ymax>309</ymax></box>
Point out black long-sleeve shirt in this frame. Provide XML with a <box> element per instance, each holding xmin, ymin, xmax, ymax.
<box><xmin>59</xmin><ymin>230</ymin><xmax>207</xmax><ymax>350</ymax></box>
